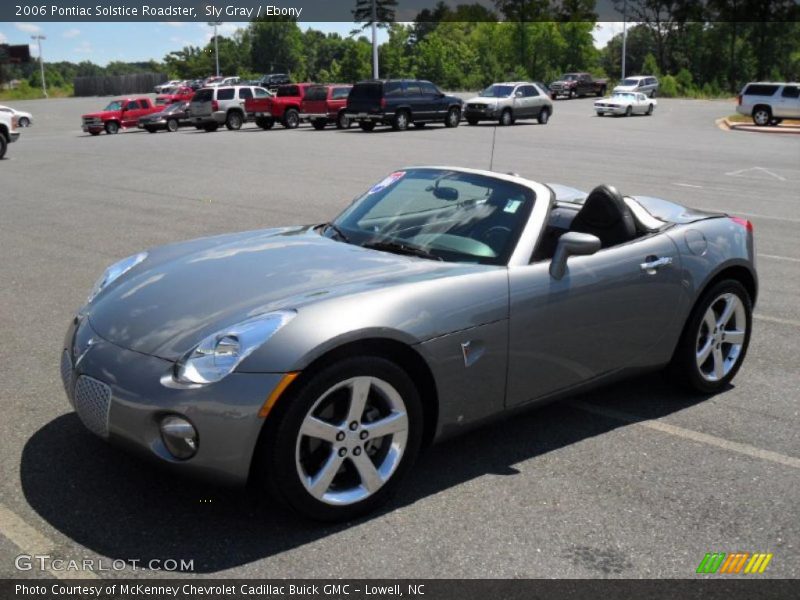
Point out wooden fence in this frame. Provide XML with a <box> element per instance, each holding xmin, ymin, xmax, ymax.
<box><xmin>73</xmin><ymin>73</ymin><xmax>168</xmax><ymax>96</ymax></box>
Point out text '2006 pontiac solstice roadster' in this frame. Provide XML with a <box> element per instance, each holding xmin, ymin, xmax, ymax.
<box><xmin>61</xmin><ymin>167</ymin><xmax>756</xmax><ymax>520</ymax></box>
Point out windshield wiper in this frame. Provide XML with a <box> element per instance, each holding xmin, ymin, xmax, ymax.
<box><xmin>317</xmin><ymin>222</ymin><xmax>350</xmax><ymax>243</ymax></box>
<box><xmin>362</xmin><ymin>240</ymin><xmax>443</xmax><ymax>261</ymax></box>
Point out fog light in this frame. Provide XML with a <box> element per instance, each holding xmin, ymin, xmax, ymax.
<box><xmin>160</xmin><ymin>415</ymin><xmax>198</xmax><ymax>459</ymax></box>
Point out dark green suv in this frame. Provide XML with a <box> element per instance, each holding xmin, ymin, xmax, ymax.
<box><xmin>345</xmin><ymin>79</ymin><xmax>463</xmax><ymax>131</ymax></box>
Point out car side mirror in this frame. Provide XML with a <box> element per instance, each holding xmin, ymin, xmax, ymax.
<box><xmin>549</xmin><ymin>232</ymin><xmax>601</xmax><ymax>280</ymax></box>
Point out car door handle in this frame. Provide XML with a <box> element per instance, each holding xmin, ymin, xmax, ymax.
<box><xmin>640</xmin><ymin>256</ymin><xmax>672</xmax><ymax>272</ymax></box>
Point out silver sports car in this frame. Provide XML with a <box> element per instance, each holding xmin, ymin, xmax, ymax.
<box><xmin>61</xmin><ymin>167</ymin><xmax>756</xmax><ymax>520</ymax></box>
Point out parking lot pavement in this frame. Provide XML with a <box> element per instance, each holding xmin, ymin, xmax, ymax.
<box><xmin>1</xmin><ymin>95</ymin><xmax>798</xmax><ymax>578</ymax></box>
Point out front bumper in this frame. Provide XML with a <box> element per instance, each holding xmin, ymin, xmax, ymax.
<box><xmin>595</xmin><ymin>105</ymin><xmax>626</xmax><ymax>114</ymax></box>
<box><xmin>138</xmin><ymin>120</ymin><xmax>166</xmax><ymax>129</ymax></box>
<box><xmin>464</xmin><ymin>106</ymin><xmax>499</xmax><ymax>120</ymax></box>
<box><xmin>8</xmin><ymin>131</ymin><xmax>20</xmax><ymax>143</ymax></box>
<box><xmin>61</xmin><ymin>316</ymin><xmax>286</xmax><ymax>485</ymax></box>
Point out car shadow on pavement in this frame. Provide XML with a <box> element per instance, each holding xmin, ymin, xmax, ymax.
<box><xmin>20</xmin><ymin>374</ymin><xmax>712</xmax><ymax>573</ymax></box>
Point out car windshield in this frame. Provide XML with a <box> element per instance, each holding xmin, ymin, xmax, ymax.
<box><xmin>330</xmin><ymin>168</ymin><xmax>535</xmax><ymax>265</ymax></box>
<box><xmin>620</xmin><ymin>79</ymin><xmax>640</xmax><ymax>86</ymax></box>
<box><xmin>104</xmin><ymin>101</ymin><xmax>123</xmax><ymax>111</ymax></box>
<box><xmin>612</xmin><ymin>92</ymin><xmax>635</xmax><ymax>100</ymax></box>
<box><xmin>480</xmin><ymin>85</ymin><xmax>514</xmax><ymax>98</ymax></box>
<box><xmin>561</xmin><ymin>74</ymin><xmax>578</xmax><ymax>81</ymax></box>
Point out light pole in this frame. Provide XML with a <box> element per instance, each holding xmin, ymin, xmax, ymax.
<box><xmin>371</xmin><ymin>0</ymin><xmax>378</xmax><ymax>79</ymax></box>
<box><xmin>621</xmin><ymin>0</ymin><xmax>628</xmax><ymax>80</ymax></box>
<box><xmin>207</xmin><ymin>21</ymin><xmax>221</xmax><ymax>77</ymax></box>
<box><xmin>31</xmin><ymin>34</ymin><xmax>47</xmax><ymax>98</ymax></box>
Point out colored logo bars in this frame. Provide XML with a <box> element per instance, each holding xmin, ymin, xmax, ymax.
<box><xmin>697</xmin><ymin>552</ymin><xmax>773</xmax><ymax>574</ymax></box>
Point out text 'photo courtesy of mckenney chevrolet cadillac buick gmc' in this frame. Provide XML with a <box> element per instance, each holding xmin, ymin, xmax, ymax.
<box><xmin>61</xmin><ymin>167</ymin><xmax>756</xmax><ymax>522</ymax></box>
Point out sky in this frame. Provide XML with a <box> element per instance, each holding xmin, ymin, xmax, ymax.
<box><xmin>0</xmin><ymin>22</ymin><xmax>623</xmax><ymax>66</ymax></box>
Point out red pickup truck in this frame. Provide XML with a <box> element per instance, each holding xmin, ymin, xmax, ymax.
<box><xmin>156</xmin><ymin>86</ymin><xmax>194</xmax><ymax>106</ymax></box>
<box><xmin>81</xmin><ymin>97</ymin><xmax>162</xmax><ymax>135</ymax></box>
<box><xmin>300</xmin><ymin>84</ymin><xmax>353</xmax><ymax>129</ymax></box>
<box><xmin>244</xmin><ymin>83</ymin><xmax>314</xmax><ymax>129</ymax></box>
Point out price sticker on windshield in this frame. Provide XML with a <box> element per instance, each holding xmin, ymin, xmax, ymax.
<box><xmin>368</xmin><ymin>171</ymin><xmax>406</xmax><ymax>194</ymax></box>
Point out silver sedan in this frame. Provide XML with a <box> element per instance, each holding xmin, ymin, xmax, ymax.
<box><xmin>61</xmin><ymin>167</ymin><xmax>756</xmax><ymax>521</ymax></box>
<box><xmin>595</xmin><ymin>92</ymin><xmax>657</xmax><ymax>116</ymax></box>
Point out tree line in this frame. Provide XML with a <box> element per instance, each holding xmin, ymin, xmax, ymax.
<box><xmin>2</xmin><ymin>1</ymin><xmax>798</xmax><ymax>99</ymax></box>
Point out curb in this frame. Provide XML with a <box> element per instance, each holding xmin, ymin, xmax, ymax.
<box><xmin>719</xmin><ymin>118</ymin><xmax>800</xmax><ymax>135</ymax></box>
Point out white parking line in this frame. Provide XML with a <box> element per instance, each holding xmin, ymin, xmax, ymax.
<box><xmin>759</xmin><ymin>253</ymin><xmax>800</xmax><ymax>263</ymax></box>
<box><xmin>754</xmin><ymin>314</ymin><xmax>800</xmax><ymax>327</ymax></box>
<box><xmin>572</xmin><ymin>402</ymin><xmax>800</xmax><ymax>470</ymax></box>
<box><xmin>673</xmin><ymin>182</ymin><xmax>703</xmax><ymax>188</ymax></box>
<box><xmin>0</xmin><ymin>503</ymin><xmax>99</xmax><ymax>580</ymax></box>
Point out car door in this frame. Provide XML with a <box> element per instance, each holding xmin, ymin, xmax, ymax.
<box><xmin>521</xmin><ymin>85</ymin><xmax>541</xmax><ymax>117</ymax></box>
<box><xmin>405</xmin><ymin>81</ymin><xmax>427</xmax><ymax>120</ymax></box>
<box><xmin>121</xmin><ymin>100</ymin><xmax>142</xmax><ymax>126</ymax></box>
<box><xmin>506</xmin><ymin>233</ymin><xmax>683</xmax><ymax>407</ymax></box>
<box><xmin>778</xmin><ymin>85</ymin><xmax>800</xmax><ymax>118</ymax></box>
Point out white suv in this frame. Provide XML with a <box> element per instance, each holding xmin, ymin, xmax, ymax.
<box><xmin>189</xmin><ymin>85</ymin><xmax>270</xmax><ymax>132</ymax></box>
<box><xmin>0</xmin><ymin>110</ymin><xmax>20</xmax><ymax>160</ymax></box>
<box><xmin>736</xmin><ymin>82</ymin><xmax>800</xmax><ymax>126</ymax></box>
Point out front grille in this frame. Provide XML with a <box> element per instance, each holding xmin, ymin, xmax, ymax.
<box><xmin>60</xmin><ymin>350</ymin><xmax>74</xmax><ymax>407</ymax></box>
<box><xmin>467</xmin><ymin>103</ymin><xmax>485</xmax><ymax>110</ymax></box>
<box><xmin>73</xmin><ymin>375</ymin><xmax>112</xmax><ymax>439</ymax></box>
<box><xmin>82</xmin><ymin>117</ymin><xmax>101</xmax><ymax>126</ymax></box>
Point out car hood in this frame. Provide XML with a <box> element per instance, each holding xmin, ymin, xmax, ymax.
<box><xmin>88</xmin><ymin>227</ymin><xmax>478</xmax><ymax>360</ymax></box>
<box><xmin>613</xmin><ymin>85</ymin><xmax>638</xmax><ymax>92</ymax></box>
<box><xmin>83</xmin><ymin>110</ymin><xmax>120</xmax><ymax>119</ymax></box>
<box><xmin>465</xmin><ymin>97</ymin><xmax>501</xmax><ymax>106</ymax></box>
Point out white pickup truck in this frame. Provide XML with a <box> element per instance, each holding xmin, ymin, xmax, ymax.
<box><xmin>0</xmin><ymin>110</ymin><xmax>20</xmax><ymax>159</ymax></box>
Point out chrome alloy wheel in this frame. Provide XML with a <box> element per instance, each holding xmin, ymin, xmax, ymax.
<box><xmin>695</xmin><ymin>293</ymin><xmax>747</xmax><ymax>382</ymax></box>
<box><xmin>295</xmin><ymin>376</ymin><xmax>409</xmax><ymax>505</ymax></box>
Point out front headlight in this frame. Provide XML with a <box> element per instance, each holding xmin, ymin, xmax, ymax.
<box><xmin>174</xmin><ymin>310</ymin><xmax>296</xmax><ymax>385</ymax></box>
<box><xmin>87</xmin><ymin>252</ymin><xmax>147</xmax><ymax>303</ymax></box>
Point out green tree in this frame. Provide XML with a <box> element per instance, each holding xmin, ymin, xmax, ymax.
<box><xmin>249</xmin><ymin>19</ymin><xmax>304</xmax><ymax>77</ymax></box>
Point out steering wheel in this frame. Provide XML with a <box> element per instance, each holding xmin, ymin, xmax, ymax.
<box><xmin>480</xmin><ymin>225</ymin><xmax>512</xmax><ymax>253</ymax></box>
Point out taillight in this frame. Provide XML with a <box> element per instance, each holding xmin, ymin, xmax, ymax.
<box><xmin>730</xmin><ymin>216</ymin><xmax>753</xmax><ymax>232</ymax></box>
<box><xmin>211</xmin><ymin>100</ymin><xmax>219</xmax><ymax>112</ymax></box>
<box><xmin>737</xmin><ymin>94</ymin><xmax>742</xmax><ymax>106</ymax></box>
<box><xmin>380</xmin><ymin>97</ymin><xmax>386</xmax><ymax>109</ymax></box>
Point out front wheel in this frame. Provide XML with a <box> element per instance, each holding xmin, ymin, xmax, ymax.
<box><xmin>625</xmin><ymin>106</ymin><xmax>632</xmax><ymax>117</ymax></box>
<box><xmin>105</xmin><ymin>121</ymin><xmax>119</xmax><ymax>135</ymax></box>
<box><xmin>18</xmin><ymin>117</ymin><xmax>30</xmax><ymax>127</ymax></box>
<box><xmin>391</xmin><ymin>110</ymin><xmax>409</xmax><ymax>131</ymax></box>
<box><xmin>283</xmin><ymin>108</ymin><xmax>300</xmax><ymax>129</ymax></box>
<box><xmin>258</xmin><ymin>357</ymin><xmax>423</xmax><ymax>521</ymax></box>
<box><xmin>669</xmin><ymin>280</ymin><xmax>752</xmax><ymax>394</ymax></box>
<box><xmin>444</xmin><ymin>106</ymin><xmax>460</xmax><ymax>128</ymax></box>
<box><xmin>538</xmin><ymin>107</ymin><xmax>550</xmax><ymax>124</ymax></box>
<box><xmin>336</xmin><ymin>112</ymin><xmax>351</xmax><ymax>129</ymax></box>
<box><xmin>647</xmin><ymin>104</ymin><xmax>654</xmax><ymax>116</ymax></box>
<box><xmin>499</xmin><ymin>109</ymin><xmax>513</xmax><ymax>126</ymax></box>
<box><xmin>166</xmin><ymin>119</ymin><xmax>179</xmax><ymax>132</ymax></box>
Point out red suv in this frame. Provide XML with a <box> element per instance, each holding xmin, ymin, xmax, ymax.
<box><xmin>300</xmin><ymin>84</ymin><xmax>353</xmax><ymax>129</ymax></box>
<box><xmin>244</xmin><ymin>83</ymin><xmax>314</xmax><ymax>129</ymax></box>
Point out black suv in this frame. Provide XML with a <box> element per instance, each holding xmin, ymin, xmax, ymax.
<box><xmin>259</xmin><ymin>73</ymin><xmax>291</xmax><ymax>90</ymax></box>
<box><xmin>345</xmin><ymin>79</ymin><xmax>463</xmax><ymax>131</ymax></box>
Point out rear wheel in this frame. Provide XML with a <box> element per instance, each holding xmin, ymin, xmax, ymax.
<box><xmin>538</xmin><ymin>107</ymin><xmax>550</xmax><ymax>124</ymax></box>
<box><xmin>391</xmin><ymin>110</ymin><xmax>409</xmax><ymax>131</ymax></box>
<box><xmin>166</xmin><ymin>119</ymin><xmax>179</xmax><ymax>132</ymax></box>
<box><xmin>258</xmin><ymin>357</ymin><xmax>423</xmax><ymax>521</ymax></box>
<box><xmin>669</xmin><ymin>280</ymin><xmax>752</xmax><ymax>394</ymax></box>
<box><xmin>445</xmin><ymin>106</ymin><xmax>460</xmax><ymax>128</ymax></box>
<box><xmin>283</xmin><ymin>108</ymin><xmax>300</xmax><ymax>129</ymax></box>
<box><xmin>359</xmin><ymin>121</ymin><xmax>376</xmax><ymax>132</ymax></box>
<box><xmin>225</xmin><ymin>111</ymin><xmax>243</xmax><ymax>131</ymax></box>
<box><xmin>336</xmin><ymin>112</ymin><xmax>351</xmax><ymax>129</ymax></box>
<box><xmin>105</xmin><ymin>121</ymin><xmax>119</xmax><ymax>135</ymax></box>
<box><xmin>312</xmin><ymin>119</ymin><xmax>327</xmax><ymax>130</ymax></box>
<box><xmin>647</xmin><ymin>104</ymin><xmax>654</xmax><ymax>116</ymax></box>
<box><xmin>18</xmin><ymin>117</ymin><xmax>30</xmax><ymax>127</ymax></box>
<box><xmin>752</xmin><ymin>106</ymin><xmax>771</xmax><ymax>126</ymax></box>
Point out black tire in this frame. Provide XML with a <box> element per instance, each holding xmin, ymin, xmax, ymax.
<box><xmin>256</xmin><ymin>117</ymin><xmax>274</xmax><ymax>130</ymax></box>
<box><xmin>596</xmin><ymin>111</ymin><xmax>604</xmax><ymax>117</ymax></box>
<box><xmin>391</xmin><ymin>110</ymin><xmax>410</xmax><ymax>131</ymax></box>
<box><xmin>499</xmin><ymin>108</ymin><xmax>513</xmax><ymax>126</ymax></box>
<box><xmin>752</xmin><ymin>106</ymin><xmax>771</xmax><ymax>127</ymax></box>
<box><xmin>89</xmin><ymin>131</ymin><xmax>101</xmax><ymax>136</ymax></box>
<box><xmin>18</xmin><ymin>117</ymin><xmax>30</xmax><ymax>127</ymax></box>
<box><xmin>359</xmin><ymin>121</ymin><xmax>376</xmax><ymax>132</ymax></box>
<box><xmin>668</xmin><ymin>279</ymin><xmax>753</xmax><ymax>394</ymax></box>
<box><xmin>166</xmin><ymin>119</ymin><xmax>179</xmax><ymax>132</ymax></box>
<box><xmin>625</xmin><ymin>106</ymin><xmax>632</xmax><ymax>117</ymax></box>
<box><xmin>647</xmin><ymin>104</ymin><xmax>654</xmax><ymax>116</ymax></box>
<box><xmin>596</xmin><ymin>88</ymin><xmax>605</xmax><ymax>97</ymax></box>
<box><xmin>225</xmin><ymin>111</ymin><xmax>243</xmax><ymax>131</ymax></box>
<box><xmin>444</xmin><ymin>106</ymin><xmax>460</xmax><ymax>128</ymax></box>
<box><xmin>257</xmin><ymin>356</ymin><xmax>423</xmax><ymax>521</ymax></box>
<box><xmin>769</xmin><ymin>118</ymin><xmax>782</xmax><ymax>126</ymax></box>
<box><xmin>312</xmin><ymin>119</ymin><xmax>327</xmax><ymax>130</ymax></box>
<box><xmin>336</xmin><ymin>112</ymin><xmax>351</xmax><ymax>129</ymax></box>
<box><xmin>203</xmin><ymin>123</ymin><xmax>219</xmax><ymax>132</ymax></box>
<box><xmin>105</xmin><ymin>121</ymin><xmax>119</xmax><ymax>135</ymax></box>
<box><xmin>0</xmin><ymin>134</ymin><xmax>7</xmax><ymax>159</ymax></box>
<box><xmin>466</xmin><ymin>118</ymin><xmax>479</xmax><ymax>126</ymax></box>
<box><xmin>569</xmin><ymin>88</ymin><xmax>577</xmax><ymax>99</ymax></box>
<box><xmin>194</xmin><ymin>125</ymin><xmax>204</xmax><ymax>130</ymax></box>
<box><xmin>282</xmin><ymin>108</ymin><xmax>300</xmax><ymax>129</ymax></box>
<box><xmin>650</xmin><ymin>89</ymin><xmax>657</xmax><ymax>98</ymax></box>
<box><xmin>145</xmin><ymin>126</ymin><xmax>157</xmax><ymax>133</ymax></box>
<box><xmin>538</xmin><ymin>107</ymin><xmax>550</xmax><ymax>124</ymax></box>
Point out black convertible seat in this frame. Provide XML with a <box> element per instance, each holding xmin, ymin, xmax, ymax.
<box><xmin>570</xmin><ymin>184</ymin><xmax>637</xmax><ymax>248</ymax></box>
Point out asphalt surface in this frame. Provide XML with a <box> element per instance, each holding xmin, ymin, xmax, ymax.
<box><xmin>1</xmin><ymin>95</ymin><xmax>798</xmax><ymax>579</ymax></box>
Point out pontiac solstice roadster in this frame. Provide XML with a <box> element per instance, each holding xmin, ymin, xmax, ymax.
<box><xmin>61</xmin><ymin>167</ymin><xmax>756</xmax><ymax>520</ymax></box>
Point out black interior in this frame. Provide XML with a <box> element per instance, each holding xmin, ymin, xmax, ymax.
<box><xmin>532</xmin><ymin>185</ymin><xmax>643</xmax><ymax>262</ymax></box>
